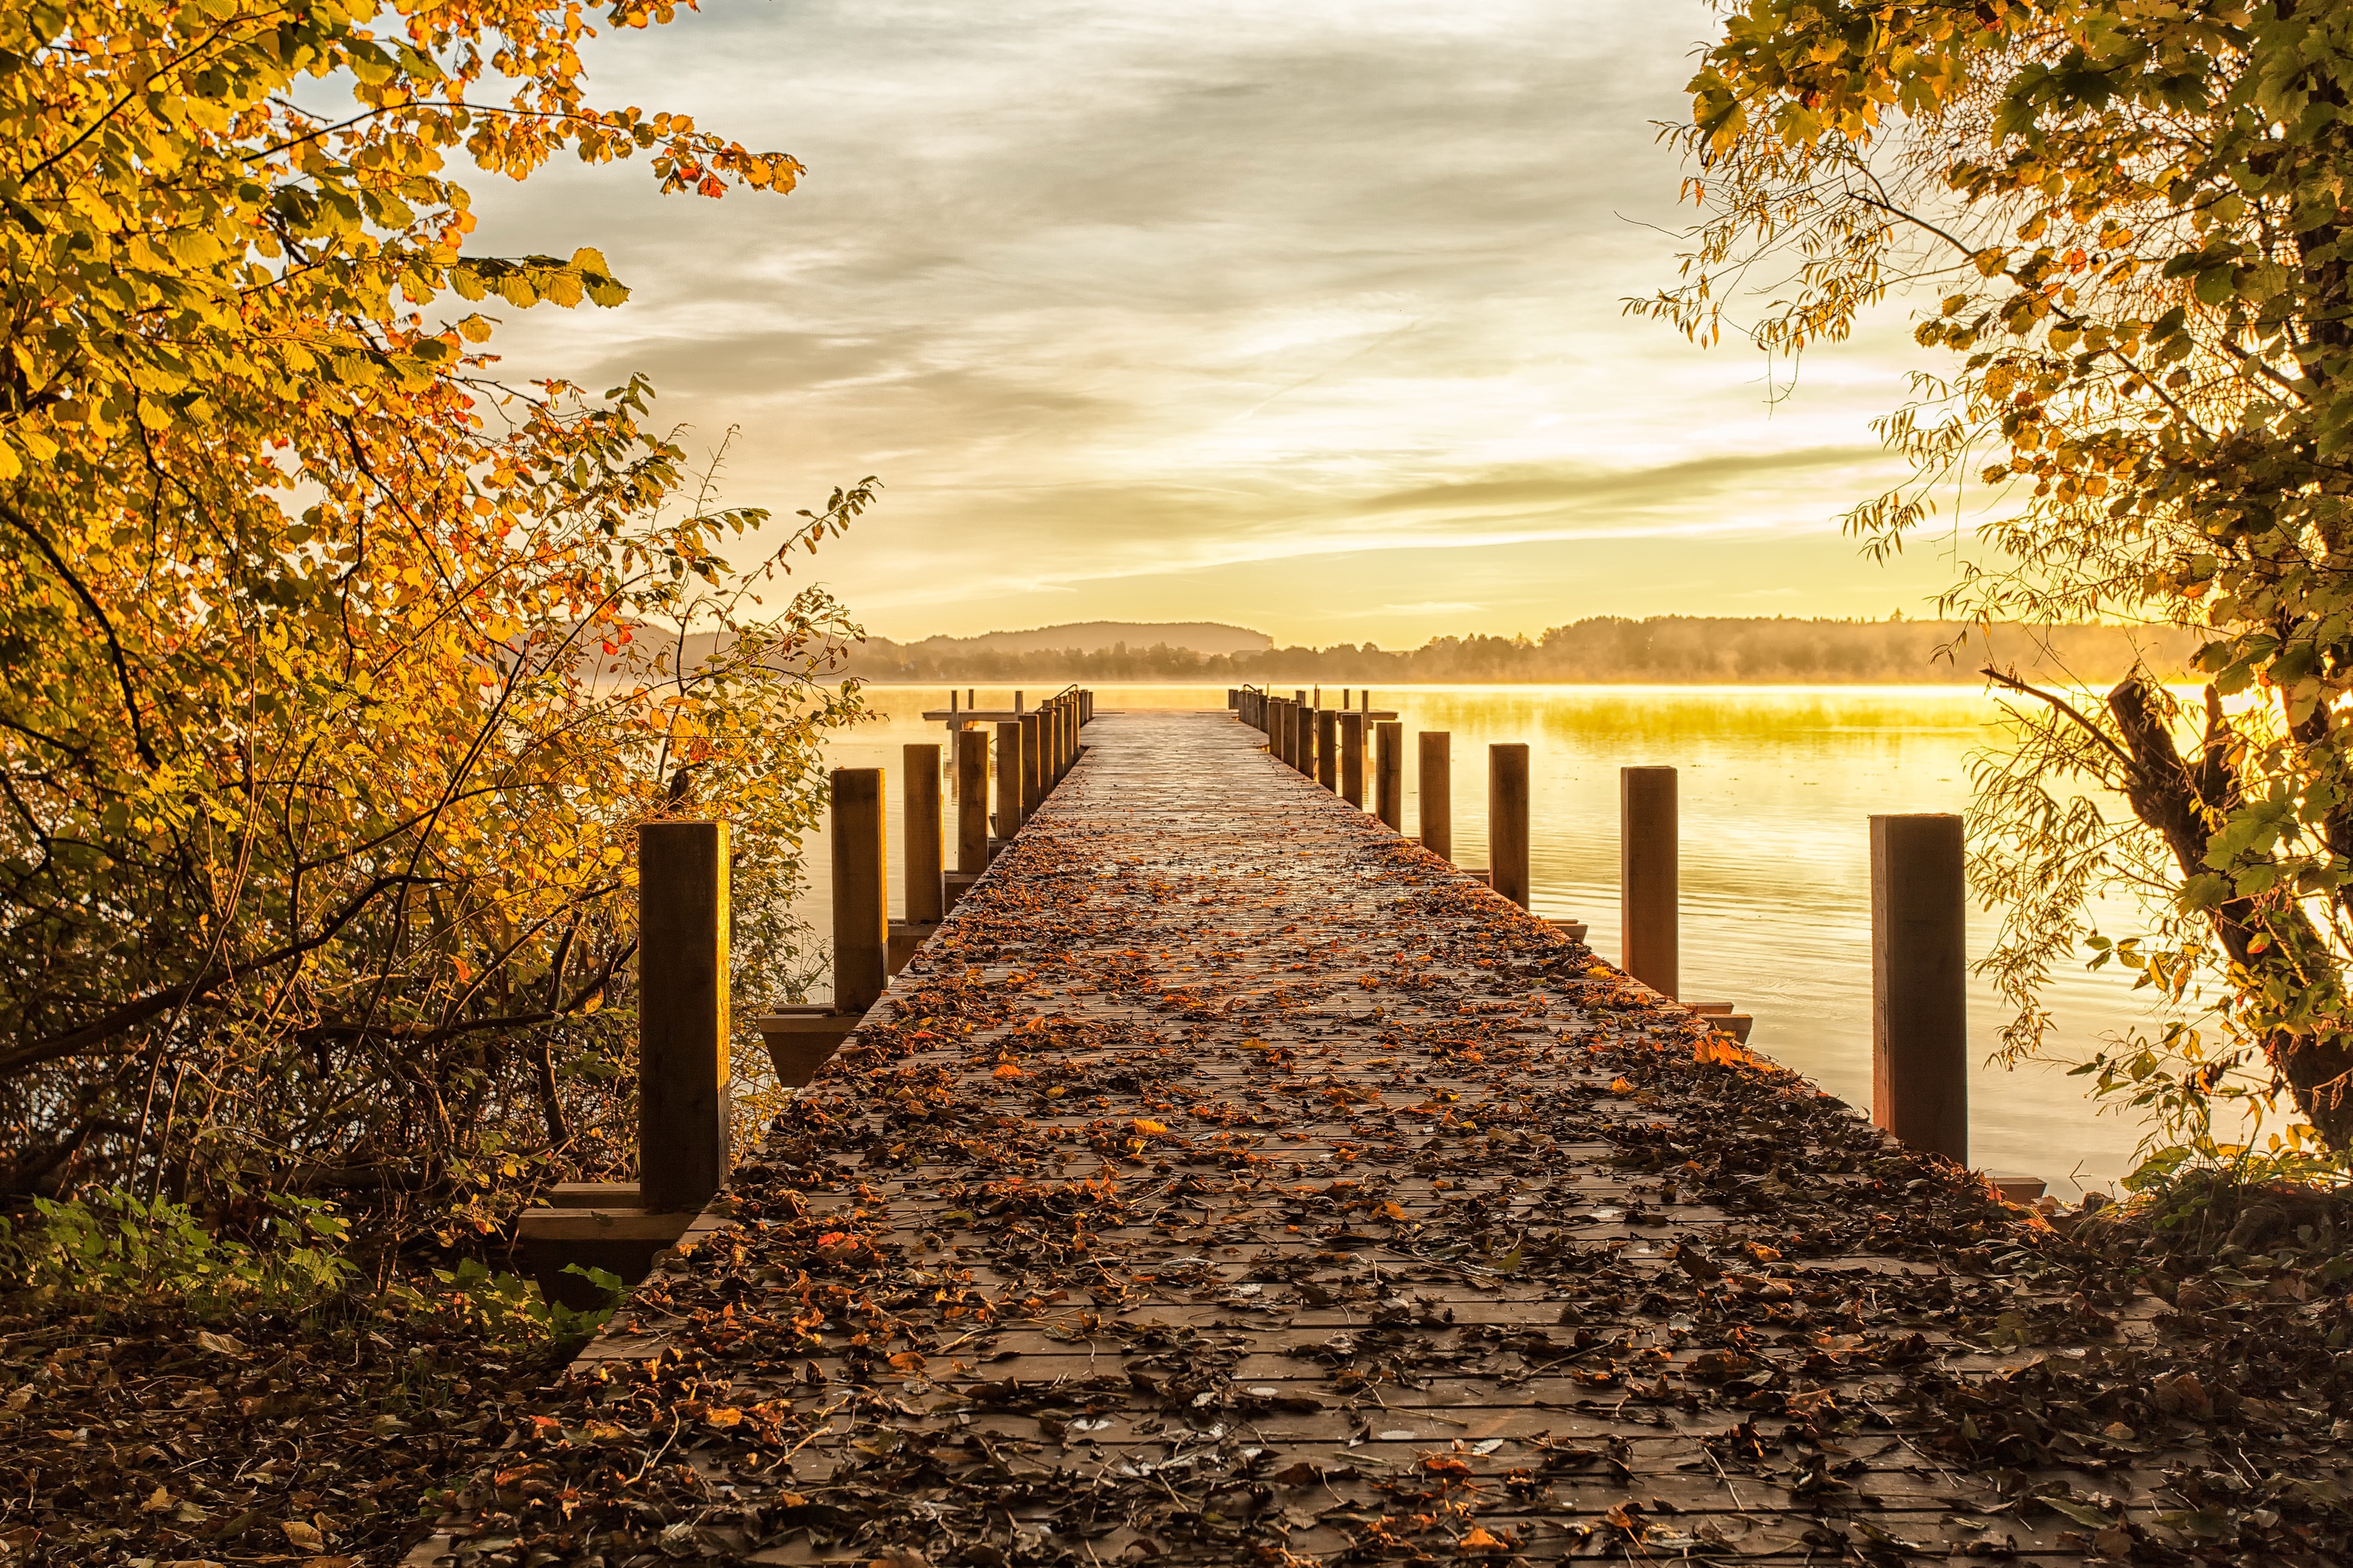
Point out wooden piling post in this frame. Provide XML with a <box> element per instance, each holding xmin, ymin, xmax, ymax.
<box><xmin>1374</xmin><ymin>721</ymin><xmax>1403</xmax><ymax>830</ymax></box>
<box><xmin>1418</xmin><ymin>731</ymin><xmax>1452</xmax><ymax>859</ymax></box>
<box><xmin>1317</xmin><ymin>709</ymin><xmax>1338</xmax><ymax>791</ymax></box>
<box><xmin>994</xmin><ymin>720</ymin><xmax>1022</xmax><ymax>840</ymax></box>
<box><xmin>1621</xmin><ymin>766</ymin><xmax>1678</xmax><ymax>999</ymax></box>
<box><xmin>1490</xmin><ymin>744</ymin><xmax>1530</xmax><ymax>909</ymax></box>
<box><xmin>637</xmin><ymin>821</ymin><xmax>731</xmax><ymax>1212</ymax></box>
<box><xmin>831</xmin><ymin>768</ymin><xmax>888</xmax><ymax>1013</ymax></box>
<box><xmin>1871</xmin><ymin>814</ymin><xmax>1968</xmax><ymax>1163</ymax></box>
<box><xmin>956</xmin><ymin>728</ymin><xmax>988</xmax><ymax>874</ymax></box>
<box><xmin>1021</xmin><ymin>712</ymin><xmax>1043</xmax><ymax>818</ymax></box>
<box><xmin>1339</xmin><ymin>712</ymin><xmax>1365</xmax><ymax>806</ymax></box>
<box><xmin>903</xmin><ymin>744</ymin><xmax>943</xmax><ymax>925</ymax></box>
<box><xmin>1296</xmin><ymin>706</ymin><xmax>1316</xmax><ymax>778</ymax></box>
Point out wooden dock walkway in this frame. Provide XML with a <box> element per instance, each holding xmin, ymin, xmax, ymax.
<box><xmin>419</xmin><ymin>709</ymin><xmax>2218</xmax><ymax>1565</ymax></box>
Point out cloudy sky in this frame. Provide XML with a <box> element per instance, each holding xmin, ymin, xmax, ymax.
<box><xmin>465</xmin><ymin>0</ymin><xmax>1968</xmax><ymax>647</ymax></box>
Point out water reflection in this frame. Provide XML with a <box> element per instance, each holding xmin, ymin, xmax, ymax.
<box><xmin>800</xmin><ymin>684</ymin><xmax>2160</xmax><ymax>1197</ymax></box>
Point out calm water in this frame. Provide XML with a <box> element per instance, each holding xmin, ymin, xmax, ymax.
<box><xmin>796</xmin><ymin>683</ymin><xmax>2165</xmax><ymax>1197</ymax></box>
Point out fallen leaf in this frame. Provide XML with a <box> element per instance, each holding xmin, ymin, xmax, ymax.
<box><xmin>281</xmin><ymin>1519</ymin><xmax>326</xmax><ymax>1551</ymax></box>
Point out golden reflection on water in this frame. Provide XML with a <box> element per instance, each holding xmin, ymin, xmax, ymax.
<box><xmin>809</xmin><ymin>684</ymin><xmax>2159</xmax><ymax>1196</ymax></box>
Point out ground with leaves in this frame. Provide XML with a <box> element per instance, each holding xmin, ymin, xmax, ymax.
<box><xmin>0</xmin><ymin>1286</ymin><xmax>572</xmax><ymax>1567</ymax></box>
<box><xmin>400</xmin><ymin>715</ymin><xmax>2353</xmax><ymax>1562</ymax></box>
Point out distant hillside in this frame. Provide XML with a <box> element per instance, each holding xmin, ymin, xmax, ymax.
<box><xmin>843</xmin><ymin>616</ymin><xmax>2204</xmax><ymax>686</ymax></box>
<box><xmin>902</xmin><ymin>621</ymin><xmax>1272</xmax><ymax>657</ymax></box>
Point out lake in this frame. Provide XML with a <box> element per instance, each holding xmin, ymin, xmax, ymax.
<box><xmin>799</xmin><ymin>683</ymin><xmax>2169</xmax><ymax>1197</ymax></box>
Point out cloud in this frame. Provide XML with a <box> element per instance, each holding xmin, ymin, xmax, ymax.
<box><xmin>460</xmin><ymin>0</ymin><xmax>1949</xmax><ymax>645</ymax></box>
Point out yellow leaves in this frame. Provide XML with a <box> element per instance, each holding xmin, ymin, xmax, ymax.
<box><xmin>1129</xmin><ymin>1117</ymin><xmax>1168</xmax><ymax>1136</ymax></box>
<box><xmin>1693</xmin><ymin>1034</ymin><xmax>1757</xmax><ymax>1070</ymax></box>
<box><xmin>1608</xmin><ymin>1077</ymin><xmax>1635</xmax><ymax>1094</ymax></box>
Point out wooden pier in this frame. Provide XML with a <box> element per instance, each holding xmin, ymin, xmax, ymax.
<box><xmin>417</xmin><ymin>709</ymin><xmax>2235</xmax><ymax>1566</ymax></box>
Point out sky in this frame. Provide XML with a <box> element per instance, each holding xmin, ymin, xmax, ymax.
<box><xmin>463</xmin><ymin>0</ymin><xmax>1973</xmax><ymax>648</ymax></box>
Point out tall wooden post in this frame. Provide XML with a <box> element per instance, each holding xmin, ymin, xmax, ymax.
<box><xmin>994</xmin><ymin>721</ymin><xmax>1022</xmax><ymax>840</ymax></box>
<box><xmin>1872</xmin><ymin>814</ymin><xmax>1968</xmax><ymax>1162</ymax></box>
<box><xmin>1490</xmin><ymin>744</ymin><xmax>1530</xmax><ymax>909</ymax></box>
<box><xmin>1621</xmin><ymin>766</ymin><xmax>1677</xmax><ymax>998</ymax></box>
<box><xmin>1374</xmin><ymin>721</ymin><xmax>1403</xmax><ymax>830</ymax></box>
<box><xmin>1418</xmin><ymin>732</ymin><xmax>1452</xmax><ymax>859</ymax></box>
<box><xmin>1317</xmin><ymin>709</ymin><xmax>1338</xmax><ymax>791</ymax></box>
<box><xmin>1021</xmin><ymin>712</ymin><xmax>1043</xmax><ymax>818</ymax></box>
<box><xmin>1278</xmin><ymin>701</ymin><xmax>1296</xmax><ymax>767</ymax></box>
<box><xmin>956</xmin><ymin>728</ymin><xmax>988</xmax><ymax>873</ymax></box>
<box><xmin>637</xmin><ymin>821</ymin><xmax>730</xmax><ymax>1212</ymax></box>
<box><xmin>831</xmin><ymin>768</ymin><xmax>888</xmax><ymax>1013</ymax></box>
<box><xmin>902</xmin><ymin>743</ymin><xmax>943</xmax><ymax>925</ymax></box>
<box><xmin>1340</xmin><ymin>712</ymin><xmax>1365</xmax><ymax>806</ymax></box>
<box><xmin>1297</xmin><ymin>706</ymin><xmax>1317</xmax><ymax>778</ymax></box>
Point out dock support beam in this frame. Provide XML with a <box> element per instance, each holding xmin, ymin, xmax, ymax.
<box><xmin>1621</xmin><ymin>766</ymin><xmax>1677</xmax><ymax>999</ymax></box>
<box><xmin>1317</xmin><ymin>709</ymin><xmax>1338</xmax><ymax>792</ymax></box>
<box><xmin>1021</xmin><ymin>712</ymin><xmax>1042</xmax><ymax>820</ymax></box>
<box><xmin>994</xmin><ymin>721</ymin><xmax>1021</xmax><ymax>840</ymax></box>
<box><xmin>957</xmin><ymin>729</ymin><xmax>989</xmax><ymax>874</ymax></box>
<box><xmin>903</xmin><ymin>744</ymin><xmax>942</xmax><ymax>926</ymax></box>
<box><xmin>832</xmin><ymin>768</ymin><xmax>888</xmax><ymax>1014</ymax></box>
<box><xmin>1490</xmin><ymin>744</ymin><xmax>1530</xmax><ymax>909</ymax></box>
<box><xmin>1374</xmin><ymin>721</ymin><xmax>1402</xmax><ymax>830</ymax></box>
<box><xmin>1871</xmin><ymin>814</ymin><xmax>1968</xmax><ymax>1163</ymax></box>
<box><xmin>637</xmin><ymin>821</ymin><xmax>730</xmax><ymax>1213</ymax></box>
<box><xmin>1418</xmin><ymin>731</ymin><xmax>1452</xmax><ymax>860</ymax></box>
<box><xmin>1340</xmin><ymin>712</ymin><xmax>1365</xmax><ymax>807</ymax></box>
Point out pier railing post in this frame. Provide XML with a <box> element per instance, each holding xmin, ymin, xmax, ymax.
<box><xmin>1021</xmin><ymin>712</ymin><xmax>1043</xmax><ymax>819</ymax></box>
<box><xmin>902</xmin><ymin>744</ymin><xmax>943</xmax><ymax>926</ymax></box>
<box><xmin>993</xmin><ymin>720</ymin><xmax>1021</xmax><ymax>841</ymax></box>
<box><xmin>1621</xmin><ymin>766</ymin><xmax>1678</xmax><ymax>998</ymax></box>
<box><xmin>1340</xmin><ymin>712</ymin><xmax>1365</xmax><ymax>807</ymax></box>
<box><xmin>1490</xmin><ymin>743</ymin><xmax>1530</xmax><ymax>909</ymax></box>
<box><xmin>1871</xmin><ymin>814</ymin><xmax>1968</xmax><ymax>1163</ymax></box>
<box><xmin>957</xmin><ymin>729</ymin><xmax>988</xmax><ymax>873</ymax></box>
<box><xmin>831</xmin><ymin>767</ymin><xmax>888</xmax><ymax>1014</ymax></box>
<box><xmin>1317</xmin><ymin>709</ymin><xmax>1338</xmax><ymax>791</ymax></box>
<box><xmin>637</xmin><ymin>820</ymin><xmax>730</xmax><ymax>1212</ymax></box>
<box><xmin>1418</xmin><ymin>731</ymin><xmax>1452</xmax><ymax>859</ymax></box>
<box><xmin>1374</xmin><ymin>721</ymin><xmax>1402</xmax><ymax>830</ymax></box>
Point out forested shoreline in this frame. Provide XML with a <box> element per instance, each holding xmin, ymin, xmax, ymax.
<box><xmin>845</xmin><ymin>615</ymin><xmax>2200</xmax><ymax>684</ymax></box>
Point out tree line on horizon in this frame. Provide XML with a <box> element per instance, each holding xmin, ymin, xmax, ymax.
<box><xmin>845</xmin><ymin>615</ymin><xmax>2199</xmax><ymax>685</ymax></box>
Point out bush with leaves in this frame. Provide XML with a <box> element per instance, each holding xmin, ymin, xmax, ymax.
<box><xmin>0</xmin><ymin>1</ymin><xmax>873</xmax><ymax>1237</ymax></box>
<box><xmin>1648</xmin><ymin>1</ymin><xmax>2353</xmax><ymax>1159</ymax></box>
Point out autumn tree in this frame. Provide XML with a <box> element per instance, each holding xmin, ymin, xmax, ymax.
<box><xmin>0</xmin><ymin>0</ymin><xmax>872</xmax><ymax>1229</ymax></box>
<box><xmin>1644</xmin><ymin>1</ymin><xmax>2353</xmax><ymax>1151</ymax></box>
